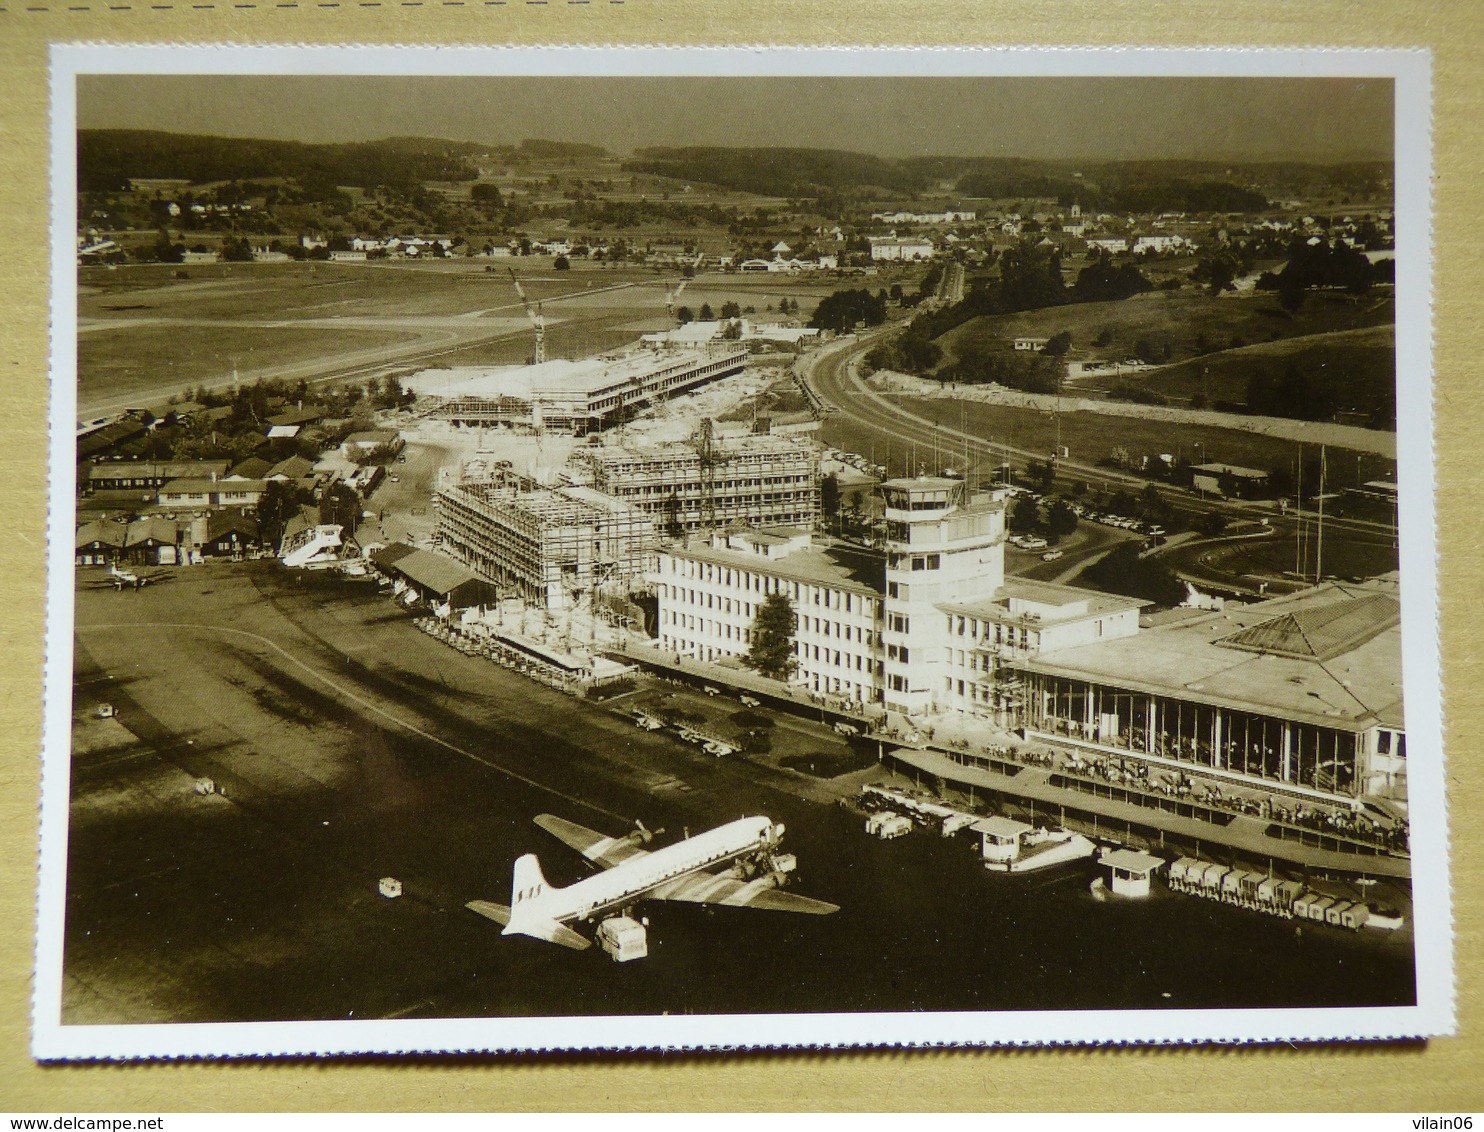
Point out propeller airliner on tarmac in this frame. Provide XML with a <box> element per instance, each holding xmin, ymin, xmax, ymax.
<box><xmin>467</xmin><ymin>814</ymin><xmax>838</xmax><ymax>953</ymax></box>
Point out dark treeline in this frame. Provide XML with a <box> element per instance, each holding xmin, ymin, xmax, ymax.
<box><xmin>906</xmin><ymin>240</ymin><xmax>1155</xmax><ymax>346</ymax></box>
<box><xmin>79</xmin><ymin>130</ymin><xmax>485</xmax><ymax>193</ymax></box>
<box><xmin>1246</xmin><ymin>356</ymin><xmax>1396</xmax><ymax>429</ymax></box>
<box><xmin>554</xmin><ymin>197</ymin><xmax>742</xmax><ymax>231</ymax></box>
<box><xmin>621</xmin><ymin>147</ymin><xmax>1389</xmax><ymax>211</ymax></box>
<box><xmin>953</xmin><ymin>171</ymin><xmax>1268</xmax><ymax>214</ymax></box>
<box><xmin>808</xmin><ymin>289</ymin><xmax>889</xmax><ymax>333</ymax></box>
<box><xmin>623</xmin><ymin>147</ymin><xmax>932</xmax><ymax>198</ymax></box>
<box><xmin>1256</xmin><ymin>238</ymin><xmax>1391</xmax><ymax>302</ymax></box>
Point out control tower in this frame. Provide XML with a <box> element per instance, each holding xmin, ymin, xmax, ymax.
<box><xmin>879</xmin><ymin>476</ymin><xmax>1006</xmax><ymax>716</ymax></box>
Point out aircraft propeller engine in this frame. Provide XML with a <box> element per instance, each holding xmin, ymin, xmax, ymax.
<box><xmin>631</xmin><ymin>819</ymin><xmax>665</xmax><ymax>845</ymax></box>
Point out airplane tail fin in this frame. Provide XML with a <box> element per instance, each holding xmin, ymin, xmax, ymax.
<box><xmin>510</xmin><ymin>852</ymin><xmax>550</xmax><ymax>908</ymax></box>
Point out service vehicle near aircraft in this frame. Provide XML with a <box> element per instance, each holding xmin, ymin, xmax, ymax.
<box><xmin>467</xmin><ymin>814</ymin><xmax>837</xmax><ymax>957</ymax></box>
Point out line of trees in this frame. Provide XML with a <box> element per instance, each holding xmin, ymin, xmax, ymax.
<box><xmin>808</xmin><ymin>288</ymin><xmax>888</xmax><ymax>333</ymax></box>
<box><xmin>79</xmin><ymin>129</ymin><xmax>483</xmax><ymax>194</ymax></box>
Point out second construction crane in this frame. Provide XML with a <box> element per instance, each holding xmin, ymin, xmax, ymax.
<box><xmin>508</xmin><ymin>267</ymin><xmax>546</xmax><ymax>365</ymax></box>
<box><xmin>664</xmin><ymin>253</ymin><xmax>706</xmax><ymax>322</ymax></box>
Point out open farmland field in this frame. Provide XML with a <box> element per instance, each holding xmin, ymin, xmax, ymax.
<box><xmin>76</xmin><ymin>258</ymin><xmax>836</xmax><ymax>414</ymax></box>
<box><xmin>78</xmin><ymin>322</ymin><xmax>425</xmax><ymax>406</ymax></box>
<box><xmin>1110</xmin><ymin>324</ymin><xmax>1396</xmax><ymax>408</ymax></box>
<box><xmin>938</xmin><ymin>287</ymin><xmax>1395</xmax><ymax>370</ymax></box>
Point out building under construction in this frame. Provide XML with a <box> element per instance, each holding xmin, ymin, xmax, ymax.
<box><xmin>407</xmin><ymin>344</ymin><xmax>749</xmax><ymax>436</ymax></box>
<box><xmin>573</xmin><ymin>428</ymin><xmax>821</xmax><ymax>534</ymax></box>
<box><xmin>433</xmin><ymin>463</ymin><xmax>658</xmax><ymax>610</ymax></box>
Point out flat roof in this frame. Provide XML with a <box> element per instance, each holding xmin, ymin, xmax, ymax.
<box><xmin>942</xmin><ymin>577</ymin><xmax>1146</xmax><ymax>625</ymax></box>
<box><xmin>1101</xmin><ymin>849</ymin><xmax>1164</xmax><ymax>874</ymax></box>
<box><xmin>881</xmin><ymin>475</ymin><xmax>962</xmax><ymax>491</ymax></box>
<box><xmin>1192</xmin><ymin>462</ymin><xmax>1268</xmax><ymax>478</ymax></box>
<box><xmin>666</xmin><ymin>537</ymin><xmax>884</xmax><ymax>599</ymax></box>
<box><xmin>1025</xmin><ymin>580</ymin><xmax>1403</xmax><ymax>731</ymax></box>
<box><xmin>407</xmin><ymin>347</ymin><xmax>737</xmax><ymax>401</ymax></box>
<box><xmin>586</xmin><ymin>433</ymin><xmax>809</xmax><ymax>464</ymax></box>
<box><xmin>970</xmin><ymin>815</ymin><xmax>1033</xmax><ymax>838</ymax></box>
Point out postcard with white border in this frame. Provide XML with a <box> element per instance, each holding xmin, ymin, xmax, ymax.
<box><xmin>35</xmin><ymin>45</ymin><xmax>1451</xmax><ymax>1058</ymax></box>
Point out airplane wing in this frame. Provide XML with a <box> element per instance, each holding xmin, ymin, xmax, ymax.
<box><xmin>534</xmin><ymin>813</ymin><xmax>649</xmax><ymax>870</ymax></box>
<box><xmin>651</xmin><ymin>871</ymin><xmax>839</xmax><ymax>915</ymax></box>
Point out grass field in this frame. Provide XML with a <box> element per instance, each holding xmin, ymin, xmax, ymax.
<box><xmin>1116</xmin><ymin>325</ymin><xmax>1395</xmax><ymax>407</ymax></box>
<box><xmin>75</xmin><ymin>258</ymin><xmax>871</xmax><ymax>410</ymax></box>
<box><xmin>938</xmin><ymin>287</ymin><xmax>1395</xmax><ymax>371</ymax></box>
<box><xmin>78</xmin><ymin>322</ymin><xmax>422</xmax><ymax>404</ymax></box>
<box><xmin>896</xmin><ymin>394</ymin><xmax>1399</xmax><ymax>483</ymax></box>
<box><xmin>1192</xmin><ymin>532</ymin><xmax>1401</xmax><ymax>584</ymax></box>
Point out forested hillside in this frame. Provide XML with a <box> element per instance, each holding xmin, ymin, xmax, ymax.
<box><xmin>621</xmin><ymin>147</ymin><xmax>1389</xmax><ymax>212</ymax></box>
<box><xmin>622</xmin><ymin>147</ymin><xmax>932</xmax><ymax>198</ymax></box>
<box><xmin>78</xmin><ymin>130</ymin><xmax>486</xmax><ymax>192</ymax></box>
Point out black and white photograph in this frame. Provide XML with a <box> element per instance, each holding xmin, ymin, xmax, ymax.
<box><xmin>35</xmin><ymin>47</ymin><xmax>1449</xmax><ymax>1057</ymax></box>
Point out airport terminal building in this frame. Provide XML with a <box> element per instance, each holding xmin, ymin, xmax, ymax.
<box><xmin>652</xmin><ymin>475</ymin><xmax>1407</xmax><ymax>817</ymax></box>
<box><xmin>408</xmin><ymin>345</ymin><xmax>748</xmax><ymax>435</ymax></box>
<box><xmin>1008</xmin><ymin>580</ymin><xmax>1407</xmax><ymax>808</ymax></box>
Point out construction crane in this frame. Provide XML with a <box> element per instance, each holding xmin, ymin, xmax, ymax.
<box><xmin>664</xmin><ymin>277</ymin><xmax>690</xmax><ymax>321</ymax></box>
<box><xmin>690</xmin><ymin>417</ymin><xmax>724</xmax><ymax>530</ymax></box>
<box><xmin>663</xmin><ymin>254</ymin><xmax>706</xmax><ymax>321</ymax></box>
<box><xmin>508</xmin><ymin>268</ymin><xmax>546</xmax><ymax>365</ymax></box>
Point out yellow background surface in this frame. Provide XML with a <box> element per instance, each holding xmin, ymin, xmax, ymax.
<box><xmin>2</xmin><ymin>3</ymin><xmax>1481</xmax><ymax>1111</ymax></box>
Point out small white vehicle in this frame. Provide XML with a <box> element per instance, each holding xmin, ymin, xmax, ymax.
<box><xmin>1041</xmin><ymin>548</ymin><xmax>1064</xmax><ymax>561</ymax></box>
<box><xmin>597</xmin><ymin>916</ymin><xmax>648</xmax><ymax>962</ymax></box>
<box><xmin>866</xmin><ymin>811</ymin><xmax>912</xmax><ymax>839</ymax></box>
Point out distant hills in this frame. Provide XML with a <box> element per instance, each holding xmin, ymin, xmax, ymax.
<box><xmin>624</xmin><ymin>147</ymin><xmax>1391</xmax><ymax>209</ymax></box>
<box><xmin>78</xmin><ymin>130</ymin><xmax>488</xmax><ymax>193</ymax></box>
<box><xmin>76</xmin><ymin>131</ymin><xmax>616</xmax><ymax>194</ymax></box>
<box><xmin>78</xmin><ymin>129</ymin><xmax>1391</xmax><ymax>213</ymax></box>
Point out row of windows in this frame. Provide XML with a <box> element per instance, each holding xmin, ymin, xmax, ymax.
<box><xmin>793</xmin><ymin>642</ymin><xmax>883</xmax><ymax>675</ymax></box>
<box><xmin>887</xmin><ymin>553</ymin><xmax>942</xmax><ymax>571</ymax></box>
<box><xmin>615</xmin><ymin>481</ymin><xmax>814</xmax><ymax>496</ymax></box>
<box><xmin>665</xmin><ymin>557</ymin><xmax>877</xmax><ymax>616</ymax></box>
<box><xmin>667</xmin><ymin>613</ymin><xmax>752</xmax><ymax>643</ymax></box>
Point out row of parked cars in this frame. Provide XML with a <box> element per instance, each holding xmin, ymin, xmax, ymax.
<box><xmin>1085</xmin><ymin>511</ymin><xmax>1166</xmax><ymax>537</ymax></box>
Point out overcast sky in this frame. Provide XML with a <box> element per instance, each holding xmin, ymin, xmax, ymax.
<box><xmin>76</xmin><ymin>75</ymin><xmax>1393</xmax><ymax>163</ymax></box>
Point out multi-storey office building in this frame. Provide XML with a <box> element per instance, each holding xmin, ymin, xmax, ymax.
<box><xmin>574</xmin><ymin>434</ymin><xmax>820</xmax><ymax>533</ymax></box>
<box><xmin>434</xmin><ymin>469</ymin><xmax>657</xmax><ymax>610</ymax></box>
<box><xmin>654</xmin><ymin>527</ymin><xmax>886</xmax><ymax>704</ymax></box>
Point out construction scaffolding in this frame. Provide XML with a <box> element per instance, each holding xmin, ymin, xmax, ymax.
<box><xmin>575</xmin><ymin>433</ymin><xmax>821</xmax><ymax>534</ymax></box>
<box><xmin>434</xmin><ymin>471</ymin><xmax>658</xmax><ymax>611</ymax></box>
